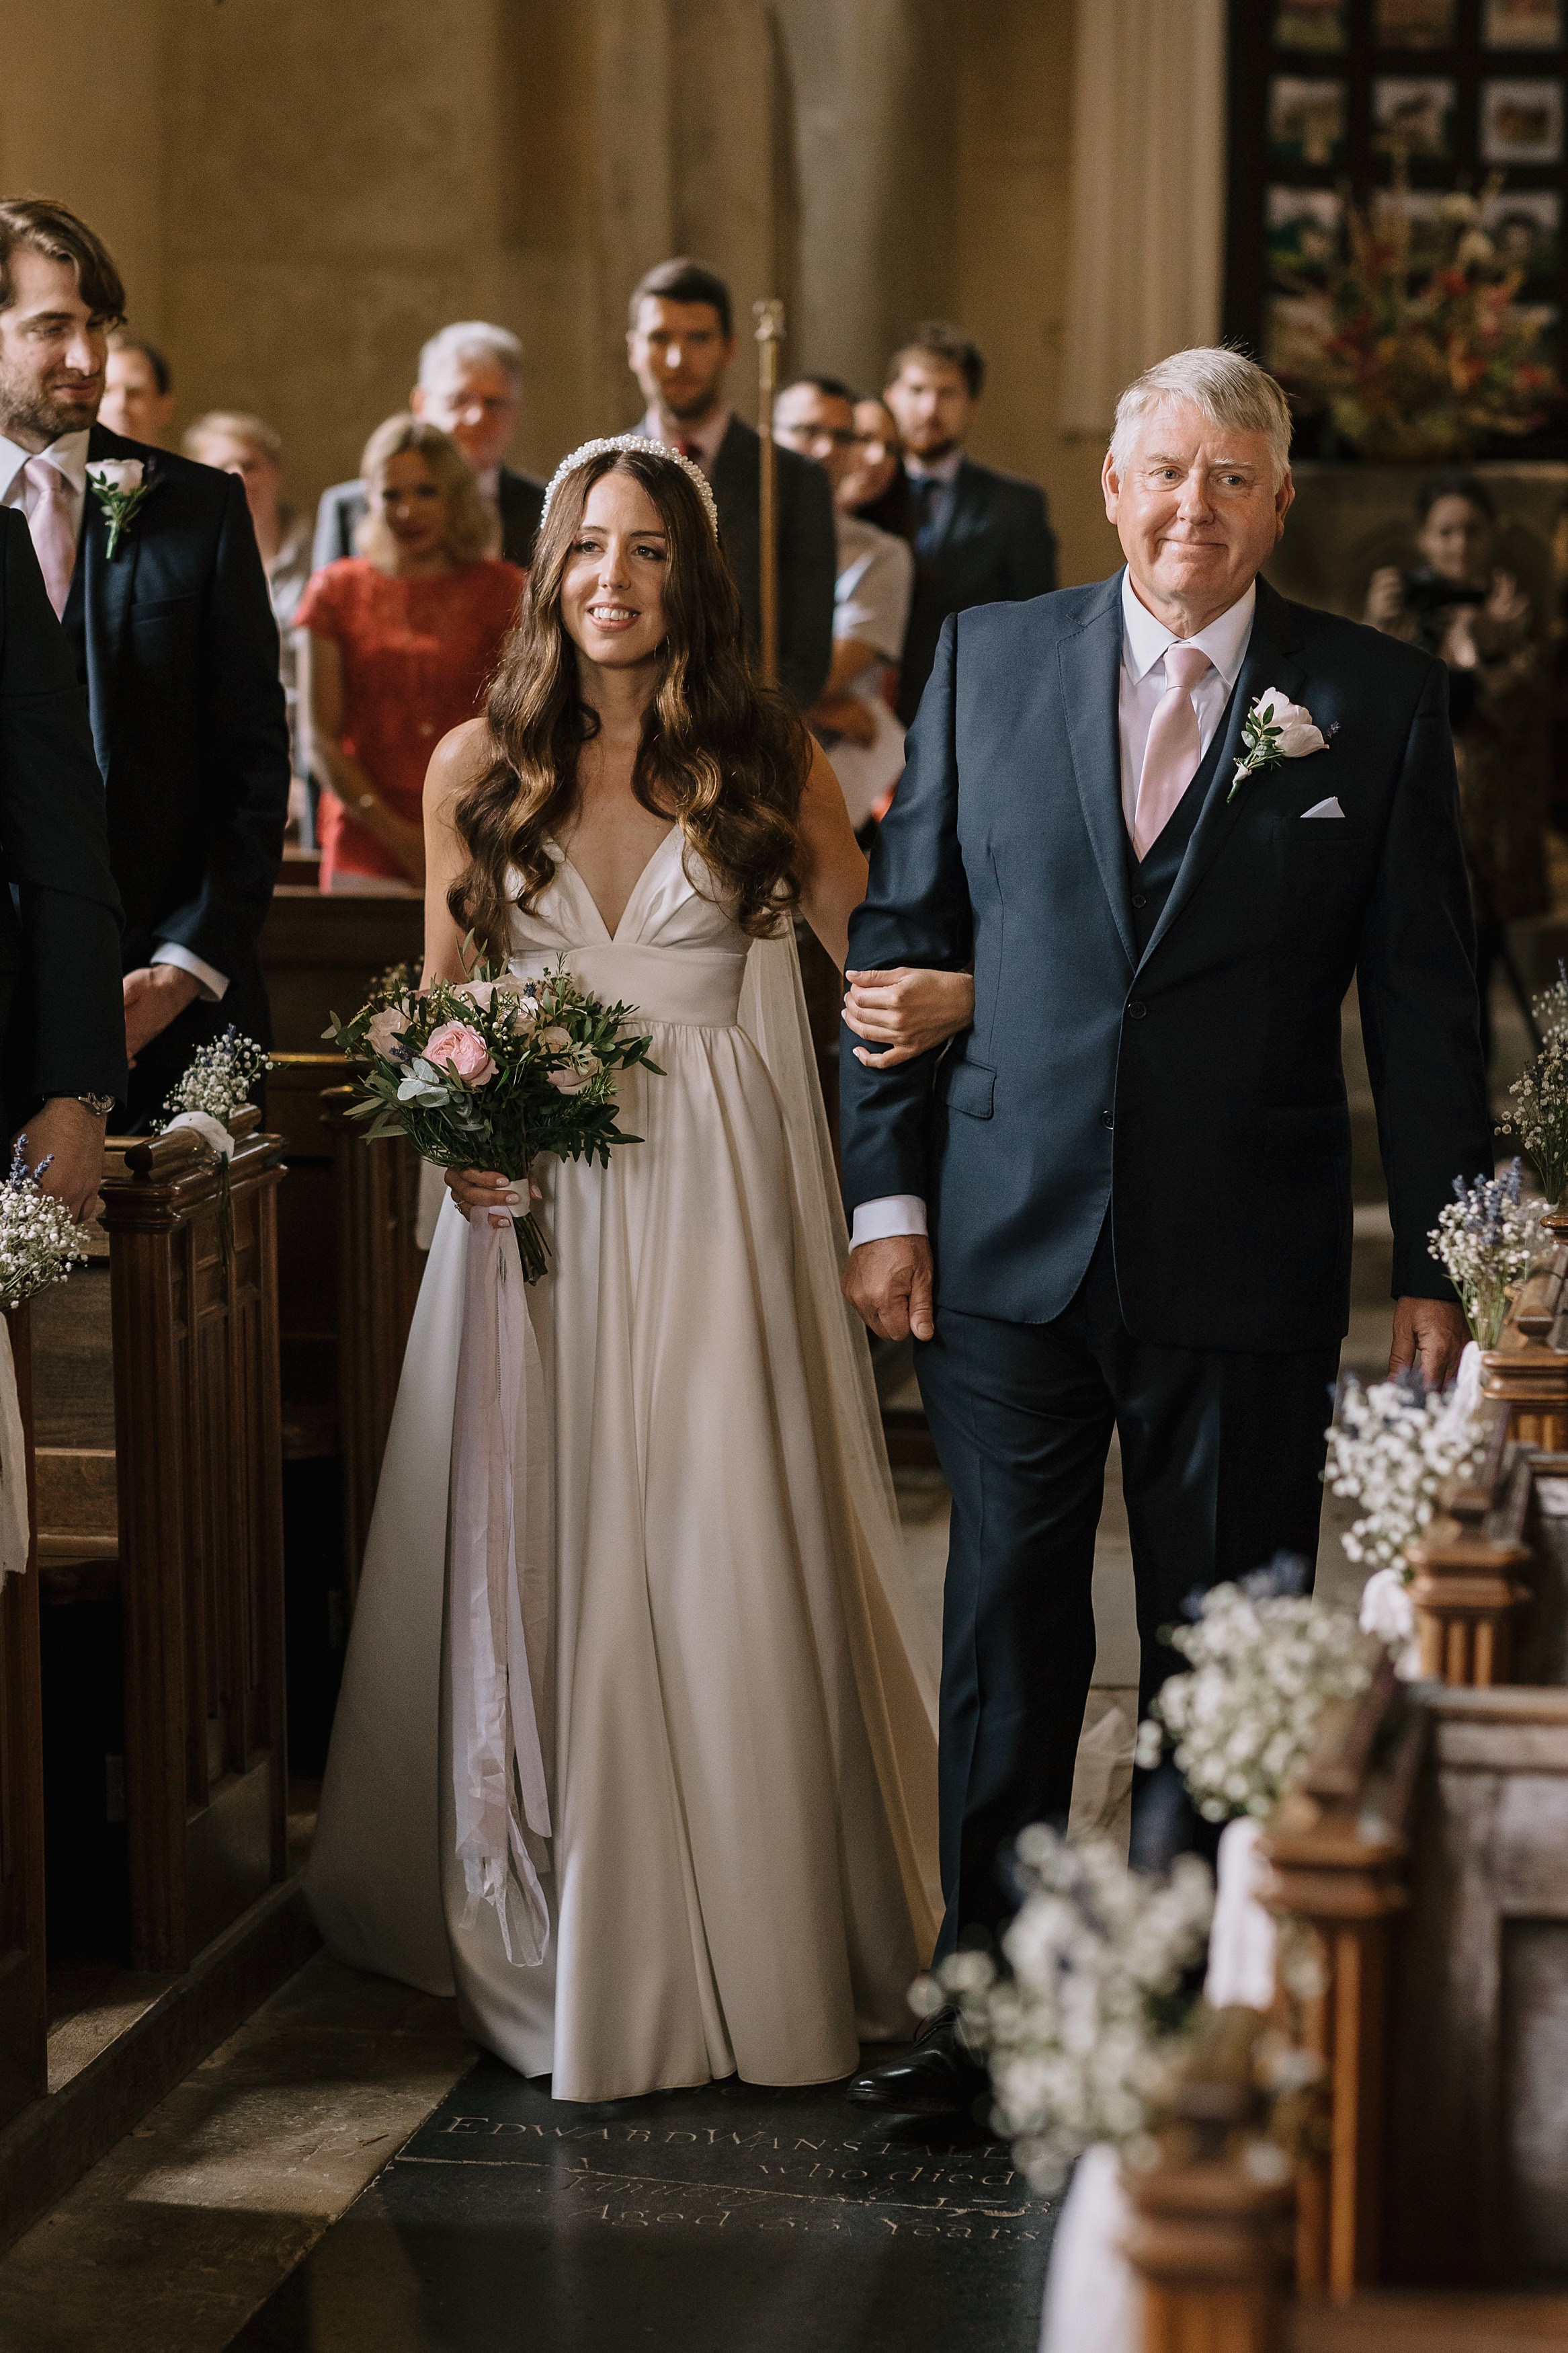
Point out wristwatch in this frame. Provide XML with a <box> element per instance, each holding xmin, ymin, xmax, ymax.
<box><xmin>71</xmin><ymin>1094</ymin><xmax>116</xmax><ymax>1119</ymax></box>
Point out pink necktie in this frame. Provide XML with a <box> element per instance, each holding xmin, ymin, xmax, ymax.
<box><xmin>1132</xmin><ymin>641</ymin><xmax>1212</xmax><ymax>861</ymax></box>
<box><xmin>22</xmin><ymin>456</ymin><xmax>77</xmax><ymax>620</ymax></box>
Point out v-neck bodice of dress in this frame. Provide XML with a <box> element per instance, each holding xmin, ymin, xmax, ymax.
<box><xmin>505</xmin><ymin>830</ymin><xmax>752</xmax><ymax>1029</ymax></box>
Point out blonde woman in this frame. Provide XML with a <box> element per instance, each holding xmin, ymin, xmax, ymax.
<box><xmin>296</xmin><ymin>415</ymin><xmax>524</xmax><ymax>891</ymax></box>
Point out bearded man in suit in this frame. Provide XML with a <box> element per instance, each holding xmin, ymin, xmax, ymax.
<box><xmin>626</xmin><ymin>257</ymin><xmax>837</xmax><ymax>711</ymax></box>
<box><xmin>0</xmin><ymin>198</ymin><xmax>289</xmax><ymax>1127</ymax></box>
<box><xmin>839</xmin><ymin>346</ymin><xmax>1491</xmax><ymax>2116</ymax></box>
<box><xmin>313</xmin><ymin>320</ymin><xmax>545</xmax><ymax>572</ymax></box>
<box><xmin>884</xmin><ymin>321</ymin><xmax>1057</xmax><ymax>724</ymax></box>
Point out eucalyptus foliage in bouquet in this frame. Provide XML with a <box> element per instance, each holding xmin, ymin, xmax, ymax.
<box><xmin>1134</xmin><ymin>1566</ymin><xmax>1380</xmax><ymax>1825</ymax></box>
<box><xmin>1428</xmin><ymin>1160</ymin><xmax>1545</xmax><ymax>1349</ymax></box>
<box><xmin>923</xmin><ymin>1829</ymin><xmax>1213</xmax><ymax>2195</ymax></box>
<box><xmin>1327</xmin><ymin>1369</ymin><xmax>1489</xmax><ymax>1576</ymax></box>
<box><xmin>159</xmin><ymin>1025</ymin><xmax>271</xmax><ymax>1130</ymax></box>
<box><xmin>329</xmin><ymin>958</ymin><xmax>660</xmax><ymax>1281</ymax></box>
<box><xmin>0</xmin><ymin>1142</ymin><xmax>87</xmax><ymax>1310</ymax></box>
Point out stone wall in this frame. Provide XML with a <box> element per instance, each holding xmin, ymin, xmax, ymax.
<box><xmin>0</xmin><ymin>0</ymin><xmax>1118</xmax><ymax>582</ymax></box>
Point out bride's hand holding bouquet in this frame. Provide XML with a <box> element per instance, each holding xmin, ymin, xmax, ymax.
<box><xmin>330</xmin><ymin>957</ymin><xmax>661</xmax><ymax>1278</ymax></box>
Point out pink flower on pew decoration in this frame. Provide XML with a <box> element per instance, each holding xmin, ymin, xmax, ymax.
<box><xmin>424</xmin><ymin>1021</ymin><xmax>496</xmax><ymax>1088</ymax></box>
<box><xmin>546</xmin><ymin>1066</ymin><xmax>591</xmax><ymax>1096</ymax></box>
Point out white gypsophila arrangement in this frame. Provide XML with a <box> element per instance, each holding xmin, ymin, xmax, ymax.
<box><xmin>1327</xmin><ymin>1369</ymin><xmax>1488</xmax><ymax>1575</ymax></box>
<box><xmin>924</xmin><ymin>1829</ymin><xmax>1213</xmax><ymax>2196</ymax></box>
<box><xmin>1504</xmin><ymin>1027</ymin><xmax>1568</xmax><ymax>1207</ymax></box>
<box><xmin>0</xmin><ymin>1143</ymin><xmax>86</xmax><ymax>1310</ymax></box>
<box><xmin>1532</xmin><ymin>961</ymin><xmax>1568</xmax><ymax>1043</ymax></box>
<box><xmin>1133</xmin><ymin>1568</ymin><xmax>1380</xmax><ymax>1824</ymax></box>
<box><xmin>1428</xmin><ymin>1159</ymin><xmax>1545</xmax><ymax>1350</ymax></box>
<box><xmin>159</xmin><ymin>1025</ymin><xmax>271</xmax><ymax>1130</ymax></box>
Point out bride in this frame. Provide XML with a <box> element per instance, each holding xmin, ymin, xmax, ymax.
<box><xmin>306</xmin><ymin>437</ymin><xmax>976</xmax><ymax>2104</ymax></box>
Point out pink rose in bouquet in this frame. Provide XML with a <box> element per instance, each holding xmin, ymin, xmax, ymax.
<box><xmin>425</xmin><ymin>1021</ymin><xmax>497</xmax><ymax>1087</ymax></box>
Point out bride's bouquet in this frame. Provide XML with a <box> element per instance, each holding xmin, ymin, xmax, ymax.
<box><xmin>328</xmin><ymin>957</ymin><xmax>661</xmax><ymax>1279</ymax></box>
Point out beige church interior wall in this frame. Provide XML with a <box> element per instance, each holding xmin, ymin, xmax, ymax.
<box><xmin>0</xmin><ymin>0</ymin><xmax>1217</xmax><ymax>590</ymax></box>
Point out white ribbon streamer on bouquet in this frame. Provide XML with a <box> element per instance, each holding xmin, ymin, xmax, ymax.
<box><xmin>449</xmin><ymin>1209</ymin><xmax>551</xmax><ymax>1964</ymax></box>
<box><xmin>0</xmin><ymin>1320</ymin><xmax>28</xmax><ymax>1587</ymax></box>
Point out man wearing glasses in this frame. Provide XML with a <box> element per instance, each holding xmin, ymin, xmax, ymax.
<box><xmin>774</xmin><ymin>374</ymin><xmax>913</xmax><ymax>833</ymax></box>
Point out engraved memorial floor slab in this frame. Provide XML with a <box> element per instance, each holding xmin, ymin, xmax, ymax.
<box><xmin>229</xmin><ymin>2053</ymin><xmax>1057</xmax><ymax>2351</ymax></box>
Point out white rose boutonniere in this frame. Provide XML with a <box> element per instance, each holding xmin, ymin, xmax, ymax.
<box><xmin>1227</xmin><ymin>686</ymin><xmax>1329</xmax><ymax>802</ymax></box>
<box><xmin>87</xmin><ymin>458</ymin><xmax>152</xmax><ymax>559</ymax></box>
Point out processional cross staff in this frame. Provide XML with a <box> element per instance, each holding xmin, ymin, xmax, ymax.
<box><xmin>753</xmin><ymin>297</ymin><xmax>785</xmax><ymax>688</ymax></box>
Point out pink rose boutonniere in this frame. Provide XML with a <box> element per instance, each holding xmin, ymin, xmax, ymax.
<box><xmin>1227</xmin><ymin>687</ymin><xmax>1329</xmax><ymax>803</ymax></box>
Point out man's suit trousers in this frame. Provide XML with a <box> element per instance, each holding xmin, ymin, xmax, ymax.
<box><xmin>915</xmin><ymin>1216</ymin><xmax>1340</xmax><ymax>1958</ymax></box>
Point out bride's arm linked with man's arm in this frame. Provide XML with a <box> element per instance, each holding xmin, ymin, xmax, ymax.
<box><xmin>793</xmin><ymin>739</ymin><xmax>975</xmax><ymax>1065</ymax></box>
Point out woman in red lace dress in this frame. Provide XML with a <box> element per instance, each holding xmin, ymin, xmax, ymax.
<box><xmin>297</xmin><ymin>416</ymin><xmax>525</xmax><ymax>892</ymax></box>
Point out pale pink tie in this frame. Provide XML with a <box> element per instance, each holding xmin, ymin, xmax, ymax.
<box><xmin>22</xmin><ymin>456</ymin><xmax>77</xmax><ymax>620</ymax></box>
<box><xmin>1132</xmin><ymin>641</ymin><xmax>1212</xmax><ymax>861</ymax></box>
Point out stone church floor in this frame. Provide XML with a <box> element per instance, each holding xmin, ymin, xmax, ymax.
<box><xmin>228</xmin><ymin>2059</ymin><xmax>1055</xmax><ymax>2353</ymax></box>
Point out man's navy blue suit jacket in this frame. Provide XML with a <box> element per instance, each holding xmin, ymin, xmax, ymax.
<box><xmin>62</xmin><ymin>423</ymin><xmax>290</xmax><ymax>1040</ymax></box>
<box><xmin>839</xmin><ymin>569</ymin><xmax>1495</xmax><ymax>1355</ymax></box>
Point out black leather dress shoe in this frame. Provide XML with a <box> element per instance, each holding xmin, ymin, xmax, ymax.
<box><xmin>847</xmin><ymin>2008</ymin><xmax>989</xmax><ymax>2116</ymax></box>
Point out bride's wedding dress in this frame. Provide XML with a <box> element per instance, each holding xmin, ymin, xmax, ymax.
<box><xmin>306</xmin><ymin>828</ymin><xmax>941</xmax><ymax>2102</ymax></box>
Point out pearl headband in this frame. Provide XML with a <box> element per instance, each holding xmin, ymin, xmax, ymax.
<box><xmin>538</xmin><ymin>433</ymin><xmax>720</xmax><ymax>541</ymax></box>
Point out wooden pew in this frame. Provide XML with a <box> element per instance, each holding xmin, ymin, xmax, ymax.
<box><xmin>36</xmin><ymin>1111</ymin><xmax>287</xmax><ymax>1972</ymax></box>
<box><xmin>1128</xmin><ymin>1668</ymin><xmax>1568</xmax><ymax>2344</ymax></box>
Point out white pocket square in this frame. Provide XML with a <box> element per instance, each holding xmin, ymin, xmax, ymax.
<box><xmin>1301</xmin><ymin>797</ymin><xmax>1346</xmax><ymax>820</ymax></box>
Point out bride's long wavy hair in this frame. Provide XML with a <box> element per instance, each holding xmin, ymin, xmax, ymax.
<box><xmin>448</xmin><ymin>446</ymin><xmax>811</xmax><ymax>964</ymax></box>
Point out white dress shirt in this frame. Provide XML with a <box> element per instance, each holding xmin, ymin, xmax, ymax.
<box><xmin>0</xmin><ymin>427</ymin><xmax>228</xmax><ymax>1002</ymax></box>
<box><xmin>848</xmin><ymin>569</ymin><xmax>1259</xmax><ymax>1250</ymax></box>
<box><xmin>1116</xmin><ymin>570</ymin><xmax>1254</xmax><ymax>837</ymax></box>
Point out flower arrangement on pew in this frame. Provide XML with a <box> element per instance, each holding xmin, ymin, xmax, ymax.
<box><xmin>328</xmin><ymin>956</ymin><xmax>660</xmax><ymax>1281</ymax></box>
<box><xmin>1329</xmin><ymin>1367</ymin><xmax>1490</xmax><ymax>1675</ymax></box>
<box><xmin>1133</xmin><ymin>1560</ymin><xmax>1382</xmax><ymax>1825</ymax></box>
<box><xmin>1503</xmin><ymin>968</ymin><xmax>1568</xmax><ymax>1207</ymax></box>
<box><xmin>0</xmin><ymin>1139</ymin><xmax>88</xmax><ymax>1314</ymax></box>
<box><xmin>0</xmin><ymin>1140</ymin><xmax>90</xmax><ymax>1587</ymax></box>
<box><xmin>1428</xmin><ymin>1160</ymin><xmax>1545</xmax><ymax>1353</ymax></box>
<box><xmin>923</xmin><ymin>1829</ymin><xmax>1216</xmax><ymax>2195</ymax></box>
<box><xmin>157</xmin><ymin>1025</ymin><xmax>273</xmax><ymax>1265</ymax></box>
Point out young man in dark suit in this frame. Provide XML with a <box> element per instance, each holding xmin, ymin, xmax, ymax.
<box><xmin>840</xmin><ymin>347</ymin><xmax>1489</xmax><ymax>2114</ymax></box>
<box><xmin>0</xmin><ymin>510</ymin><xmax>125</xmax><ymax>1215</ymax></box>
<box><xmin>884</xmin><ymin>321</ymin><xmax>1058</xmax><ymax>723</ymax></box>
<box><xmin>313</xmin><ymin>321</ymin><xmax>545</xmax><ymax>571</ymax></box>
<box><xmin>626</xmin><ymin>258</ymin><xmax>837</xmax><ymax>711</ymax></box>
<box><xmin>0</xmin><ymin>198</ymin><xmax>289</xmax><ymax>1128</ymax></box>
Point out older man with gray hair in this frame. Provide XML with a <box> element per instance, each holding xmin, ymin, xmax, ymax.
<box><xmin>313</xmin><ymin>319</ymin><xmax>544</xmax><ymax>569</ymax></box>
<box><xmin>839</xmin><ymin>346</ymin><xmax>1492</xmax><ymax>2116</ymax></box>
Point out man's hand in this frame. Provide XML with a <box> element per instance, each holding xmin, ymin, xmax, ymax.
<box><xmin>123</xmin><ymin>965</ymin><xmax>201</xmax><ymax>1063</ymax></box>
<box><xmin>843</xmin><ymin>1235</ymin><xmax>936</xmax><ymax>1343</ymax></box>
<box><xmin>15</xmin><ymin>1098</ymin><xmax>108</xmax><ymax>1224</ymax></box>
<box><xmin>1389</xmin><ymin>1295</ymin><xmax>1469</xmax><ymax>1391</ymax></box>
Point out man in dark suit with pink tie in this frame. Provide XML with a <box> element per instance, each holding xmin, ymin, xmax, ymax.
<box><xmin>839</xmin><ymin>347</ymin><xmax>1491</xmax><ymax>2116</ymax></box>
<box><xmin>0</xmin><ymin>198</ymin><xmax>288</xmax><ymax>1129</ymax></box>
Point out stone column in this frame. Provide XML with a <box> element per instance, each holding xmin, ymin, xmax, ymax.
<box><xmin>0</xmin><ymin>0</ymin><xmax>167</xmax><ymax>335</ymax></box>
